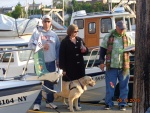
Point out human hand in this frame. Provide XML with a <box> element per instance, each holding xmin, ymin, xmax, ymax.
<box><xmin>81</xmin><ymin>46</ymin><xmax>86</xmax><ymax>53</ymax></box>
<box><xmin>62</xmin><ymin>71</ymin><xmax>66</xmax><ymax>76</ymax></box>
<box><xmin>44</xmin><ymin>43</ymin><xmax>49</xmax><ymax>50</ymax></box>
<box><xmin>100</xmin><ymin>64</ymin><xmax>105</xmax><ymax>72</ymax></box>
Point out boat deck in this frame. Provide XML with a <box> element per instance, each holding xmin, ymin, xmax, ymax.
<box><xmin>27</xmin><ymin>100</ymin><xmax>132</xmax><ymax>113</ymax></box>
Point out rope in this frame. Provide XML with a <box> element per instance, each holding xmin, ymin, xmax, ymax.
<box><xmin>42</xmin><ymin>95</ymin><xmax>60</xmax><ymax>113</ymax></box>
<box><xmin>15</xmin><ymin>19</ymin><xmax>20</xmax><ymax>38</ymax></box>
<box><xmin>21</xmin><ymin>19</ymin><xmax>32</xmax><ymax>36</ymax></box>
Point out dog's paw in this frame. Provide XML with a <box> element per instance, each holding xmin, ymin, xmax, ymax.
<box><xmin>68</xmin><ymin>106</ymin><xmax>74</xmax><ymax>112</ymax></box>
<box><xmin>76</xmin><ymin>107</ymin><xmax>81</xmax><ymax>111</ymax></box>
<box><xmin>69</xmin><ymin>108</ymin><xmax>74</xmax><ymax>112</ymax></box>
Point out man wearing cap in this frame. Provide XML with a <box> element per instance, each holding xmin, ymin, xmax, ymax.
<box><xmin>28</xmin><ymin>15</ymin><xmax>60</xmax><ymax>111</ymax></box>
<box><xmin>99</xmin><ymin>20</ymin><xmax>134</xmax><ymax>111</ymax></box>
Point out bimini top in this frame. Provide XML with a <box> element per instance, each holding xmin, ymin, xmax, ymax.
<box><xmin>71</xmin><ymin>7</ymin><xmax>132</xmax><ymax>19</ymax></box>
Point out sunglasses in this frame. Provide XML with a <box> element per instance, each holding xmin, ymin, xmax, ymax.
<box><xmin>74</xmin><ymin>31</ymin><xmax>79</xmax><ymax>33</ymax></box>
<box><xmin>44</xmin><ymin>21</ymin><xmax>51</xmax><ymax>23</ymax></box>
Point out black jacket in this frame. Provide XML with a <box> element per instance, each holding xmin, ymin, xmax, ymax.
<box><xmin>59</xmin><ymin>35</ymin><xmax>88</xmax><ymax>81</ymax></box>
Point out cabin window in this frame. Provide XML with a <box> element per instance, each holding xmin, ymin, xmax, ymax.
<box><xmin>125</xmin><ymin>18</ymin><xmax>130</xmax><ymax>31</ymax></box>
<box><xmin>101</xmin><ymin>18</ymin><xmax>112</xmax><ymax>33</ymax></box>
<box><xmin>88</xmin><ymin>22</ymin><xmax>96</xmax><ymax>34</ymax></box>
<box><xmin>18</xmin><ymin>47</ymin><xmax>33</xmax><ymax>62</ymax></box>
<box><xmin>74</xmin><ymin>19</ymin><xmax>84</xmax><ymax>29</ymax></box>
<box><xmin>0</xmin><ymin>48</ymin><xmax>14</xmax><ymax>62</ymax></box>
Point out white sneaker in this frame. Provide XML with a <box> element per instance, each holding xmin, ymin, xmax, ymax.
<box><xmin>33</xmin><ymin>104</ymin><xmax>40</xmax><ymax>111</ymax></box>
<box><xmin>46</xmin><ymin>103</ymin><xmax>58</xmax><ymax>109</ymax></box>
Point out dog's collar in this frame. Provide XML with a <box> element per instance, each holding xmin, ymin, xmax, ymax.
<box><xmin>78</xmin><ymin>80</ymin><xmax>84</xmax><ymax>90</ymax></box>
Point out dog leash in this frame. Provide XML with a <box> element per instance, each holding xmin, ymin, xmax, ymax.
<box><xmin>42</xmin><ymin>95</ymin><xmax>60</xmax><ymax>113</ymax></box>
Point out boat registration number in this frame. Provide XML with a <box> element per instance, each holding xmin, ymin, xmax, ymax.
<box><xmin>0</xmin><ymin>96</ymin><xmax>27</xmax><ymax>105</ymax></box>
<box><xmin>0</xmin><ymin>98</ymin><xmax>14</xmax><ymax>105</ymax></box>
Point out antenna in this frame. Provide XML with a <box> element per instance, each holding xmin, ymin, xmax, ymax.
<box><xmin>26</xmin><ymin>0</ymin><xmax>28</xmax><ymax>18</ymax></box>
<box><xmin>108</xmin><ymin>0</ymin><xmax>112</xmax><ymax>14</ymax></box>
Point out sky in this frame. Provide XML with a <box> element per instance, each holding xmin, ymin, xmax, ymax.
<box><xmin>0</xmin><ymin>0</ymin><xmax>53</xmax><ymax>7</ymax></box>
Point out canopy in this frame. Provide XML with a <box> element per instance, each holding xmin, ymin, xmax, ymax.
<box><xmin>0</xmin><ymin>14</ymin><xmax>41</xmax><ymax>37</ymax></box>
<box><xmin>0</xmin><ymin>14</ymin><xmax>65</xmax><ymax>37</ymax></box>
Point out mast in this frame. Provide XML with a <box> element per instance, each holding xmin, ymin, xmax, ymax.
<box><xmin>26</xmin><ymin>0</ymin><xmax>28</xmax><ymax>18</ymax></box>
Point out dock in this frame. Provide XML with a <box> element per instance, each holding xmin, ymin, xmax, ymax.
<box><xmin>27</xmin><ymin>100</ymin><xmax>132</xmax><ymax>113</ymax></box>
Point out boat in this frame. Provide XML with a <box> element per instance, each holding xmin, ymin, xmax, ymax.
<box><xmin>56</xmin><ymin>7</ymin><xmax>135</xmax><ymax>48</ymax></box>
<box><xmin>0</xmin><ymin>48</ymin><xmax>61</xmax><ymax>113</ymax></box>
<box><xmin>0</xmin><ymin>80</ymin><xmax>41</xmax><ymax>113</ymax></box>
<box><xmin>0</xmin><ymin>6</ymin><xmax>135</xmax><ymax>102</ymax></box>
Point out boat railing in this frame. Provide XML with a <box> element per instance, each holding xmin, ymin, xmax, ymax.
<box><xmin>0</xmin><ymin>48</ymin><xmax>33</xmax><ymax>78</ymax></box>
<box><xmin>0</xmin><ymin>48</ymin><xmax>62</xmax><ymax>93</ymax></box>
<box><xmin>85</xmin><ymin>47</ymin><xmax>100</xmax><ymax>68</ymax></box>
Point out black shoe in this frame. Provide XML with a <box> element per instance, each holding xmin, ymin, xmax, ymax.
<box><xmin>105</xmin><ymin>105</ymin><xmax>111</xmax><ymax>110</ymax></box>
<box><xmin>119</xmin><ymin>105</ymin><xmax>126</xmax><ymax>111</ymax></box>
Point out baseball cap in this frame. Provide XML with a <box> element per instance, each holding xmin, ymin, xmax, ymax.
<box><xmin>116</xmin><ymin>20</ymin><xmax>126</xmax><ymax>30</ymax></box>
<box><xmin>42</xmin><ymin>15</ymin><xmax>52</xmax><ymax>21</ymax></box>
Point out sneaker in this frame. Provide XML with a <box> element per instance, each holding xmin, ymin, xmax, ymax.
<box><xmin>46</xmin><ymin>103</ymin><xmax>58</xmax><ymax>109</ymax></box>
<box><xmin>78</xmin><ymin>106</ymin><xmax>82</xmax><ymax>109</ymax></box>
<box><xmin>119</xmin><ymin>105</ymin><xmax>126</xmax><ymax>111</ymax></box>
<box><xmin>67</xmin><ymin>105</ymin><xmax>82</xmax><ymax>109</ymax></box>
<box><xmin>105</xmin><ymin>105</ymin><xmax>111</xmax><ymax>110</ymax></box>
<box><xmin>33</xmin><ymin>104</ymin><xmax>40</xmax><ymax>111</ymax></box>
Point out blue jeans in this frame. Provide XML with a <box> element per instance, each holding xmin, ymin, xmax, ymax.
<box><xmin>105</xmin><ymin>68</ymin><xmax>129</xmax><ymax>107</ymax></box>
<box><xmin>34</xmin><ymin>61</ymin><xmax>56</xmax><ymax>105</ymax></box>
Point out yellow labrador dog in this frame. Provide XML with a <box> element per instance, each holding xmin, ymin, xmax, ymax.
<box><xmin>54</xmin><ymin>76</ymin><xmax>96</xmax><ymax>112</ymax></box>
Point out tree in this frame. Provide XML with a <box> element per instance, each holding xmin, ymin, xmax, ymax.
<box><xmin>132</xmin><ymin>0</ymin><xmax>150</xmax><ymax>113</ymax></box>
<box><xmin>11</xmin><ymin>3</ymin><xmax>24</xmax><ymax>19</ymax></box>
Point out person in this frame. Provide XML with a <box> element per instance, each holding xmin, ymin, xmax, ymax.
<box><xmin>99</xmin><ymin>20</ymin><xmax>135</xmax><ymax>111</ymax></box>
<box><xmin>59</xmin><ymin>24</ymin><xmax>89</xmax><ymax>108</ymax></box>
<box><xmin>28</xmin><ymin>15</ymin><xmax>60</xmax><ymax>111</ymax></box>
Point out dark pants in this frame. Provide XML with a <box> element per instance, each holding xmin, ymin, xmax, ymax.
<box><xmin>34</xmin><ymin>61</ymin><xmax>56</xmax><ymax>105</ymax></box>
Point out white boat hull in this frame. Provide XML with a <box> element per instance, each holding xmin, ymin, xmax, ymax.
<box><xmin>0</xmin><ymin>81</ymin><xmax>41</xmax><ymax>113</ymax></box>
<box><xmin>81</xmin><ymin>67</ymin><xmax>106</xmax><ymax>102</ymax></box>
<box><xmin>0</xmin><ymin>90</ymin><xmax>40</xmax><ymax>113</ymax></box>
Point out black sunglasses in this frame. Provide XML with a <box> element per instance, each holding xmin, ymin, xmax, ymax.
<box><xmin>74</xmin><ymin>31</ymin><xmax>79</xmax><ymax>33</ymax></box>
<box><xmin>44</xmin><ymin>21</ymin><xmax>51</xmax><ymax>23</ymax></box>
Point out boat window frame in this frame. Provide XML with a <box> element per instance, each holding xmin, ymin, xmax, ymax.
<box><xmin>101</xmin><ymin>18</ymin><xmax>112</xmax><ymax>33</ymax></box>
<box><xmin>0</xmin><ymin>48</ymin><xmax>14</xmax><ymax>62</ymax></box>
<box><xmin>73</xmin><ymin>19</ymin><xmax>84</xmax><ymax>29</ymax></box>
<box><xmin>88</xmin><ymin>22</ymin><xmax>96</xmax><ymax>34</ymax></box>
<box><xmin>17</xmin><ymin>46</ymin><xmax>34</xmax><ymax>62</ymax></box>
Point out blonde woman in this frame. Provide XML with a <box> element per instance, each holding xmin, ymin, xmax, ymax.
<box><xmin>59</xmin><ymin>24</ymin><xmax>88</xmax><ymax>107</ymax></box>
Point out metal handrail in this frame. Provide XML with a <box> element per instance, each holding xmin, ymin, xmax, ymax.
<box><xmin>85</xmin><ymin>47</ymin><xmax>100</xmax><ymax>68</ymax></box>
<box><xmin>0</xmin><ymin>48</ymin><xmax>33</xmax><ymax>78</ymax></box>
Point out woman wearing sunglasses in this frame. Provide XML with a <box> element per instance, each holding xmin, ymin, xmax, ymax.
<box><xmin>59</xmin><ymin>24</ymin><xmax>89</xmax><ymax>108</ymax></box>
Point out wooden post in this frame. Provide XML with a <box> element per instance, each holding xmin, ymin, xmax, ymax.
<box><xmin>132</xmin><ymin>0</ymin><xmax>150</xmax><ymax>113</ymax></box>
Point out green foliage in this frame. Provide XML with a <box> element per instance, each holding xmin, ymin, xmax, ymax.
<box><xmin>11</xmin><ymin>3</ymin><xmax>22</xmax><ymax>19</ymax></box>
<box><xmin>6</xmin><ymin>3</ymin><xmax>26</xmax><ymax>19</ymax></box>
<box><xmin>66</xmin><ymin>1</ymin><xmax>109</xmax><ymax>14</ymax></box>
<box><xmin>5</xmin><ymin>12</ymin><xmax>12</xmax><ymax>17</ymax></box>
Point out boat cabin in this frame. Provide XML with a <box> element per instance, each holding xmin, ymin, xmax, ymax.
<box><xmin>0</xmin><ymin>39</ymin><xmax>34</xmax><ymax>77</ymax></box>
<box><xmin>69</xmin><ymin>9</ymin><xmax>135</xmax><ymax>48</ymax></box>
